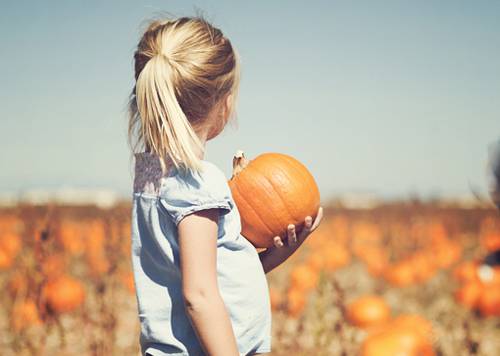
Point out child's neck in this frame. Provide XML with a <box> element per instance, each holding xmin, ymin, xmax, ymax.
<box><xmin>195</xmin><ymin>129</ymin><xmax>209</xmax><ymax>160</ymax></box>
<box><xmin>143</xmin><ymin>128</ymin><xmax>209</xmax><ymax>160</ymax></box>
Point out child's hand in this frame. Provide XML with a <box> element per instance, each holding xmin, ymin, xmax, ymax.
<box><xmin>257</xmin><ymin>207</ymin><xmax>323</xmax><ymax>274</ymax></box>
<box><xmin>272</xmin><ymin>207</ymin><xmax>323</xmax><ymax>248</ymax></box>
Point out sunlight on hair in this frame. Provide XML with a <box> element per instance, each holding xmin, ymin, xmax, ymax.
<box><xmin>128</xmin><ymin>16</ymin><xmax>240</xmax><ymax>174</ymax></box>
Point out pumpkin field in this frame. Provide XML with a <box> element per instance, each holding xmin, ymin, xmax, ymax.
<box><xmin>0</xmin><ymin>201</ymin><xmax>499</xmax><ymax>355</ymax></box>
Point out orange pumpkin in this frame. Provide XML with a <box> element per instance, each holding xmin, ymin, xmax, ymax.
<box><xmin>410</xmin><ymin>253</ymin><xmax>436</xmax><ymax>283</ymax></box>
<box><xmin>290</xmin><ymin>264</ymin><xmax>318</xmax><ymax>292</ymax></box>
<box><xmin>477</xmin><ymin>286</ymin><xmax>500</xmax><ymax>317</ymax></box>
<box><xmin>346</xmin><ymin>295</ymin><xmax>391</xmax><ymax>328</ymax></box>
<box><xmin>481</xmin><ymin>232</ymin><xmax>500</xmax><ymax>252</ymax></box>
<box><xmin>361</xmin><ymin>325</ymin><xmax>435</xmax><ymax>356</ymax></box>
<box><xmin>0</xmin><ymin>247</ymin><xmax>13</xmax><ymax>270</ymax></box>
<box><xmin>43</xmin><ymin>275</ymin><xmax>85</xmax><ymax>314</ymax></box>
<box><xmin>383</xmin><ymin>261</ymin><xmax>415</xmax><ymax>287</ymax></box>
<box><xmin>359</xmin><ymin>247</ymin><xmax>388</xmax><ymax>277</ymax></box>
<box><xmin>286</xmin><ymin>286</ymin><xmax>307</xmax><ymax>318</ymax></box>
<box><xmin>391</xmin><ymin>314</ymin><xmax>434</xmax><ymax>342</ymax></box>
<box><xmin>228</xmin><ymin>151</ymin><xmax>320</xmax><ymax>248</ymax></box>
<box><xmin>323</xmin><ymin>244</ymin><xmax>350</xmax><ymax>271</ymax></box>
<box><xmin>432</xmin><ymin>241</ymin><xmax>462</xmax><ymax>268</ymax></box>
<box><xmin>307</xmin><ymin>253</ymin><xmax>326</xmax><ymax>272</ymax></box>
<box><xmin>84</xmin><ymin>219</ymin><xmax>110</xmax><ymax>275</ymax></box>
<box><xmin>0</xmin><ymin>232</ymin><xmax>22</xmax><ymax>257</ymax></box>
<box><xmin>455</xmin><ymin>280</ymin><xmax>483</xmax><ymax>308</ymax></box>
<box><xmin>453</xmin><ymin>261</ymin><xmax>479</xmax><ymax>283</ymax></box>
<box><xmin>58</xmin><ymin>220</ymin><xmax>85</xmax><ymax>256</ymax></box>
<box><xmin>11</xmin><ymin>300</ymin><xmax>42</xmax><ymax>331</ymax></box>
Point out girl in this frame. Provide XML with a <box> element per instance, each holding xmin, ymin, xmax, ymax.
<box><xmin>127</xmin><ymin>16</ymin><xmax>323</xmax><ymax>356</ymax></box>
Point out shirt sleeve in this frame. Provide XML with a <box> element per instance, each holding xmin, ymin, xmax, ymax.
<box><xmin>158</xmin><ymin>162</ymin><xmax>234</xmax><ymax>226</ymax></box>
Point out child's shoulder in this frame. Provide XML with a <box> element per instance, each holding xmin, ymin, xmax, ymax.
<box><xmin>133</xmin><ymin>152</ymin><xmax>229</xmax><ymax>202</ymax></box>
<box><xmin>159</xmin><ymin>160</ymin><xmax>233</xmax><ymax>226</ymax></box>
<box><xmin>195</xmin><ymin>160</ymin><xmax>227</xmax><ymax>181</ymax></box>
<box><xmin>163</xmin><ymin>159</ymin><xmax>228</xmax><ymax>191</ymax></box>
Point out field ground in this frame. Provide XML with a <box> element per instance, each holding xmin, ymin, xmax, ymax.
<box><xmin>0</xmin><ymin>202</ymin><xmax>499</xmax><ymax>355</ymax></box>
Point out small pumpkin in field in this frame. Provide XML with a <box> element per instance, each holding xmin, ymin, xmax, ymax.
<box><xmin>453</xmin><ymin>261</ymin><xmax>480</xmax><ymax>283</ymax></box>
<box><xmin>477</xmin><ymin>286</ymin><xmax>500</xmax><ymax>317</ymax></box>
<box><xmin>481</xmin><ymin>232</ymin><xmax>500</xmax><ymax>252</ymax></box>
<box><xmin>11</xmin><ymin>299</ymin><xmax>42</xmax><ymax>331</ymax></box>
<box><xmin>228</xmin><ymin>151</ymin><xmax>320</xmax><ymax>248</ymax></box>
<box><xmin>383</xmin><ymin>261</ymin><xmax>415</xmax><ymax>287</ymax></box>
<box><xmin>290</xmin><ymin>263</ymin><xmax>318</xmax><ymax>292</ymax></box>
<box><xmin>0</xmin><ymin>247</ymin><xmax>13</xmax><ymax>270</ymax></box>
<box><xmin>346</xmin><ymin>295</ymin><xmax>391</xmax><ymax>328</ymax></box>
<box><xmin>390</xmin><ymin>314</ymin><xmax>434</xmax><ymax>341</ymax></box>
<box><xmin>410</xmin><ymin>253</ymin><xmax>436</xmax><ymax>283</ymax></box>
<box><xmin>43</xmin><ymin>275</ymin><xmax>85</xmax><ymax>314</ymax></box>
<box><xmin>361</xmin><ymin>324</ymin><xmax>435</xmax><ymax>356</ymax></box>
<box><xmin>286</xmin><ymin>286</ymin><xmax>307</xmax><ymax>318</ymax></box>
<box><xmin>455</xmin><ymin>280</ymin><xmax>483</xmax><ymax>309</ymax></box>
<box><xmin>0</xmin><ymin>232</ymin><xmax>22</xmax><ymax>257</ymax></box>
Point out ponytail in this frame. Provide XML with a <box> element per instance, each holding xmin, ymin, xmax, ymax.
<box><xmin>135</xmin><ymin>54</ymin><xmax>204</xmax><ymax>173</ymax></box>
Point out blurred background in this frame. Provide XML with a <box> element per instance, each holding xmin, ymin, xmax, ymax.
<box><xmin>1</xmin><ymin>1</ymin><xmax>499</xmax><ymax>355</ymax></box>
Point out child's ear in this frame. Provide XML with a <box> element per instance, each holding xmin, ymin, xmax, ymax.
<box><xmin>224</xmin><ymin>93</ymin><xmax>233</xmax><ymax>120</ymax></box>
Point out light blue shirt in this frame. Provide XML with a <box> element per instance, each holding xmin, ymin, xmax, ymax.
<box><xmin>130</xmin><ymin>152</ymin><xmax>272</xmax><ymax>356</ymax></box>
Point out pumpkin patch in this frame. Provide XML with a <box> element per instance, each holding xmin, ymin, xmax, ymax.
<box><xmin>0</xmin><ymin>189</ymin><xmax>499</xmax><ymax>354</ymax></box>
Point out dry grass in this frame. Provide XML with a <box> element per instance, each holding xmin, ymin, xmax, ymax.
<box><xmin>0</xmin><ymin>202</ymin><xmax>499</xmax><ymax>355</ymax></box>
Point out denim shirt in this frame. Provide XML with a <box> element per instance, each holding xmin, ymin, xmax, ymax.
<box><xmin>131</xmin><ymin>152</ymin><xmax>272</xmax><ymax>356</ymax></box>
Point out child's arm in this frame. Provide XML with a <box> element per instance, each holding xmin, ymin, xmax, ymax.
<box><xmin>178</xmin><ymin>209</ymin><xmax>240</xmax><ymax>356</ymax></box>
<box><xmin>259</xmin><ymin>207</ymin><xmax>323</xmax><ymax>274</ymax></box>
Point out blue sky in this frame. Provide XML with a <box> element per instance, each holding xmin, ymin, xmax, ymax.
<box><xmin>1</xmin><ymin>1</ymin><xmax>499</xmax><ymax>200</ymax></box>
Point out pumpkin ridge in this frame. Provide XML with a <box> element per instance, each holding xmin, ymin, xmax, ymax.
<box><xmin>236</xmin><ymin>162</ymin><xmax>288</xmax><ymax>236</ymax></box>
<box><xmin>229</xmin><ymin>179</ymin><xmax>267</xmax><ymax>239</ymax></box>
<box><xmin>280</xmin><ymin>154</ymin><xmax>320</xmax><ymax>208</ymax></box>
<box><xmin>252</xmin><ymin>162</ymin><xmax>296</xmax><ymax>228</ymax></box>
<box><xmin>232</xmin><ymin>178</ymin><xmax>276</xmax><ymax>238</ymax></box>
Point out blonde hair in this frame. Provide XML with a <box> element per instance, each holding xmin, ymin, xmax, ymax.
<box><xmin>128</xmin><ymin>16</ymin><xmax>240</xmax><ymax>173</ymax></box>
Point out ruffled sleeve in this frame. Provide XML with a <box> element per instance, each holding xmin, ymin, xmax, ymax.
<box><xmin>158</xmin><ymin>161</ymin><xmax>234</xmax><ymax>226</ymax></box>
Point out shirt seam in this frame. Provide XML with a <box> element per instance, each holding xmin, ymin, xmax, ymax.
<box><xmin>173</xmin><ymin>201</ymin><xmax>232</xmax><ymax>226</ymax></box>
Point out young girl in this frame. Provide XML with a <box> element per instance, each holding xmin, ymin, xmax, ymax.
<box><xmin>127</xmin><ymin>16</ymin><xmax>323</xmax><ymax>356</ymax></box>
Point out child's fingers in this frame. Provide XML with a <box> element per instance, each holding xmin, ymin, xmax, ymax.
<box><xmin>273</xmin><ymin>236</ymin><xmax>284</xmax><ymax>248</ymax></box>
<box><xmin>298</xmin><ymin>216</ymin><xmax>313</xmax><ymax>240</ymax></box>
<box><xmin>287</xmin><ymin>224</ymin><xmax>297</xmax><ymax>245</ymax></box>
<box><xmin>310</xmin><ymin>207</ymin><xmax>323</xmax><ymax>231</ymax></box>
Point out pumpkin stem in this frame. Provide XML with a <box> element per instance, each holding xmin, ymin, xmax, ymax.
<box><xmin>232</xmin><ymin>150</ymin><xmax>249</xmax><ymax>176</ymax></box>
